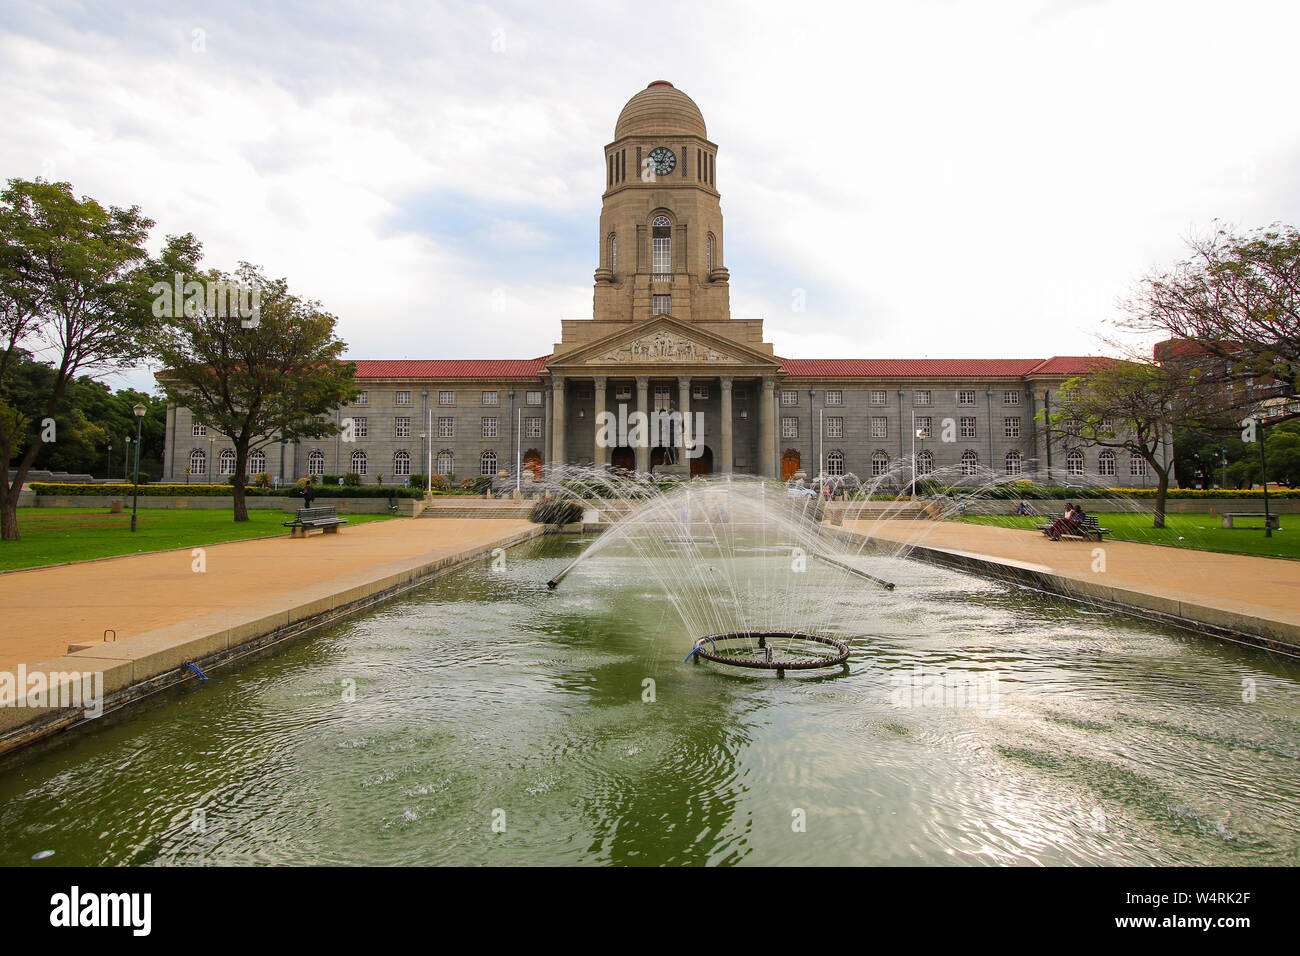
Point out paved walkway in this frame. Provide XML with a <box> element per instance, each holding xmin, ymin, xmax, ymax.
<box><xmin>846</xmin><ymin>519</ymin><xmax>1300</xmax><ymax>633</ymax></box>
<box><xmin>0</xmin><ymin>518</ymin><xmax>535</xmax><ymax>673</ymax></box>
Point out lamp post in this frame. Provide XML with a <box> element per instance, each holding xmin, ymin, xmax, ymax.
<box><xmin>130</xmin><ymin>404</ymin><xmax>145</xmax><ymax>532</ymax></box>
<box><xmin>509</xmin><ymin>389</ymin><xmax>519</xmax><ymax>492</ymax></box>
<box><xmin>1220</xmin><ymin>447</ymin><xmax>1228</xmax><ymax>489</ymax></box>
<box><xmin>106</xmin><ymin>442</ymin><xmax>112</xmax><ymax>480</ymax></box>
<box><xmin>123</xmin><ymin>437</ymin><xmax>130</xmax><ymax>481</ymax></box>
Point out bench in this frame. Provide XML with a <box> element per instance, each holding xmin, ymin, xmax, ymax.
<box><xmin>1036</xmin><ymin>514</ymin><xmax>1111</xmax><ymax>541</ymax></box>
<box><xmin>282</xmin><ymin>506</ymin><xmax>347</xmax><ymax>538</ymax></box>
<box><xmin>1221</xmin><ymin>512</ymin><xmax>1280</xmax><ymax>530</ymax></box>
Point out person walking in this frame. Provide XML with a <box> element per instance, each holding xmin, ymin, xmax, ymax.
<box><xmin>302</xmin><ymin>479</ymin><xmax>315</xmax><ymax>509</ymax></box>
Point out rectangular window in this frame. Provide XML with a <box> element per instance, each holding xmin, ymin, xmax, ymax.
<box><xmin>652</xmin><ymin>236</ymin><xmax>671</xmax><ymax>273</ymax></box>
<box><xmin>526</xmin><ymin>390</ymin><xmax>542</xmax><ymax>406</ymax></box>
<box><xmin>395</xmin><ymin>417</ymin><xmax>411</xmax><ymax>438</ymax></box>
<box><xmin>191</xmin><ymin>423</ymin><xmax>206</xmax><ymax>437</ymax></box>
<box><xmin>692</xmin><ymin>383</ymin><xmax>709</xmax><ymax>400</ymax></box>
<box><xmin>825</xmin><ymin>389</ymin><xmax>842</xmax><ymax>406</ymax></box>
<box><xmin>354</xmin><ymin>391</ymin><xmax>368</xmax><ymax>405</ymax></box>
<box><xmin>438</xmin><ymin>417</ymin><xmax>454</xmax><ymax>439</ymax></box>
<box><xmin>869</xmin><ymin>390</ymin><xmax>888</xmax><ymax>406</ymax></box>
<box><xmin>439</xmin><ymin>391</ymin><xmax>455</xmax><ymax>405</ymax></box>
<box><xmin>871</xmin><ymin>416</ymin><xmax>888</xmax><ymax>439</ymax></box>
<box><xmin>915</xmin><ymin>390</ymin><xmax>931</xmax><ymax>406</ymax></box>
<box><xmin>915</xmin><ymin>416</ymin><xmax>932</xmax><ymax>439</ymax></box>
<box><xmin>1130</xmin><ymin>456</ymin><xmax>1148</xmax><ymax>477</ymax></box>
<box><xmin>525</xmin><ymin>417</ymin><xmax>543</xmax><ymax>439</ymax></box>
<box><xmin>734</xmin><ymin>388</ymin><xmax>747</xmax><ymax>400</ymax></box>
<box><xmin>435</xmin><ymin>454</ymin><xmax>453</xmax><ymax>475</ymax></box>
<box><xmin>1004</xmin><ymin>417</ymin><xmax>1020</xmax><ymax>439</ymax></box>
<box><xmin>781</xmin><ymin>416</ymin><xmax>798</xmax><ymax>439</ymax></box>
<box><xmin>482</xmin><ymin>391</ymin><xmax>499</xmax><ymax>406</ymax></box>
<box><xmin>960</xmin><ymin>416</ymin><xmax>977</xmax><ymax>439</ymax></box>
<box><xmin>653</xmin><ymin>385</ymin><xmax>671</xmax><ymax>411</ymax></box>
<box><xmin>482</xmin><ymin>417</ymin><xmax>498</xmax><ymax>439</ymax></box>
<box><xmin>1003</xmin><ymin>390</ymin><xmax>1020</xmax><ymax>405</ymax></box>
<box><xmin>826</xmin><ymin>416</ymin><xmax>843</xmax><ymax>438</ymax></box>
<box><xmin>353</xmin><ymin>416</ymin><xmax>368</xmax><ymax>439</ymax></box>
<box><xmin>958</xmin><ymin>390</ymin><xmax>976</xmax><ymax>406</ymax></box>
<box><xmin>652</xmin><ymin>294</ymin><xmax>672</xmax><ymax>315</ymax></box>
<box><xmin>615</xmin><ymin>384</ymin><xmax>632</xmax><ymax>400</ymax></box>
<box><xmin>396</xmin><ymin>391</ymin><xmax>411</xmax><ymax>405</ymax></box>
<box><xmin>781</xmin><ymin>390</ymin><xmax>798</xmax><ymax>406</ymax></box>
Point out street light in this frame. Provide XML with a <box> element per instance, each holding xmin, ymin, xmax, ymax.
<box><xmin>130</xmin><ymin>403</ymin><xmax>146</xmax><ymax>532</ymax></box>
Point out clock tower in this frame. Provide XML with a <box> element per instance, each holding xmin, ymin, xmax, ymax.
<box><xmin>593</xmin><ymin>81</ymin><xmax>731</xmax><ymax>324</ymax></box>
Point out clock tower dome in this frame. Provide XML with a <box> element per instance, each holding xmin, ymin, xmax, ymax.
<box><xmin>593</xmin><ymin>81</ymin><xmax>730</xmax><ymax>324</ymax></box>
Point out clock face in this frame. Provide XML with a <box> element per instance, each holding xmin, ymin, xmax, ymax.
<box><xmin>647</xmin><ymin>146</ymin><xmax>676</xmax><ymax>176</ymax></box>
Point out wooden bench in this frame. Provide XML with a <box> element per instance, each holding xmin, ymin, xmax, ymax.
<box><xmin>1036</xmin><ymin>514</ymin><xmax>1111</xmax><ymax>541</ymax></box>
<box><xmin>282</xmin><ymin>506</ymin><xmax>347</xmax><ymax>538</ymax></box>
<box><xmin>1221</xmin><ymin>512</ymin><xmax>1280</xmax><ymax>530</ymax></box>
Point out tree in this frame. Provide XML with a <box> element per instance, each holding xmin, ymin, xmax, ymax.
<box><xmin>1127</xmin><ymin>224</ymin><xmax>1300</xmax><ymax>418</ymax></box>
<box><xmin>0</xmin><ymin>179</ymin><xmax>179</xmax><ymax>541</ymax></box>
<box><xmin>1264</xmin><ymin>421</ymin><xmax>1300</xmax><ymax>487</ymax></box>
<box><xmin>151</xmin><ymin>259</ymin><xmax>356</xmax><ymax>522</ymax></box>
<box><xmin>1047</xmin><ymin>358</ymin><xmax>1243</xmax><ymax>528</ymax></box>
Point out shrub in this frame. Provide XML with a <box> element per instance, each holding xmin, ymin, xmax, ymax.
<box><xmin>252</xmin><ymin>471</ymin><xmax>274</xmax><ymax>489</ymax></box>
<box><xmin>342</xmin><ymin>472</ymin><xmax>362</xmax><ymax>487</ymax></box>
<box><xmin>530</xmin><ymin>499</ymin><xmax>584</xmax><ymax>525</ymax></box>
<box><xmin>429</xmin><ymin>473</ymin><xmax>449</xmax><ymax>492</ymax></box>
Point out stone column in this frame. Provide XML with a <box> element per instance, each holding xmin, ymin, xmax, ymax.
<box><xmin>719</xmin><ymin>376</ymin><xmax>733</xmax><ymax>475</ymax></box>
<box><xmin>635</xmin><ymin>376</ymin><xmax>649</xmax><ymax>473</ymax></box>
<box><xmin>593</xmin><ymin>376</ymin><xmax>607</xmax><ymax>468</ymax></box>
<box><xmin>551</xmin><ymin>375</ymin><xmax>566</xmax><ymax>471</ymax></box>
<box><xmin>760</xmin><ymin>375</ymin><xmax>776</xmax><ymax>478</ymax></box>
<box><xmin>677</xmin><ymin>375</ymin><xmax>691</xmax><ymax>462</ymax></box>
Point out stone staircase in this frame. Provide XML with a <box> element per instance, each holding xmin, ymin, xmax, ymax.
<box><xmin>419</xmin><ymin>499</ymin><xmax>536</xmax><ymax>520</ymax></box>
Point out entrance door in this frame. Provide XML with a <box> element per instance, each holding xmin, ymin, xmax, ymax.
<box><xmin>690</xmin><ymin>445</ymin><xmax>713</xmax><ymax>477</ymax></box>
<box><xmin>523</xmin><ymin>449</ymin><xmax>543</xmax><ymax>479</ymax></box>
<box><xmin>610</xmin><ymin>446</ymin><xmax>635</xmax><ymax>473</ymax></box>
<box><xmin>782</xmin><ymin>449</ymin><xmax>801</xmax><ymax>481</ymax></box>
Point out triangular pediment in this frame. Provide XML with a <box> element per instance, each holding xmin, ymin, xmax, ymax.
<box><xmin>548</xmin><ymin>316</ymin><xmax>780</xmax><ymax>371</ymax></box>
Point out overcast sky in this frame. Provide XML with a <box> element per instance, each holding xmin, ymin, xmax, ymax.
<box><xmin>4</xmin><ymin>0</ymin><xmax>1299</xmax><ymax>394</ymax></box>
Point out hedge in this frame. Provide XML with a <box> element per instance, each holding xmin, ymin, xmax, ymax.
<box><xmin>30</xmin><ymin>482</ymin><xmax>424</xmax><ymax>499</ymax></box>
<box><xmin>530</xmin><ymin>499</ymin><xmax>584</xmax><ymax>525</ymax></box>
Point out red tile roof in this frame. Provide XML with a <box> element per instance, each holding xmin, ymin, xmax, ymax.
<box><xmin>778</xmin><ymin>358</ymin><xmax>1030</xmax><ymax>377</ymax></box>
<box><xmin>352</xmin><ymin>357</ymin><xmax>551</xmax><ymax>379</ymax></box>
<box><xmin>1025</xmin><ymin>356</ymin><xmax>1115</xmax><ymax>375</ymax></box>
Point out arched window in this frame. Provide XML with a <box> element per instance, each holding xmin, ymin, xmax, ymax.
<box><xmin>706</xmin><ymin>233</ymin><xmax>714</xmax><ymax>271</ymax></box>
<box><xmin>608</xmin><ymin>233</ymin><xmax>617</xmax><ymax>273</ymax></box>
<box><xmin>308</xmin><ymin>449</ymin><xmax>325</xmax><ymax>475</ymax></box>
<box><xmin>826</xmin><ymin>450</ymin><xmax>845</xmax><ymax>476</ymax></box>
<box><xmin>1004</xmin><ymin>450</ymin><xmax>1022</xmax><ymax>476</ymax></box>
<box><xmin>916</xmin><ymin>450</ymin><xmax>934</xmax><ymax>476</ymax></box>
<box><xmin>1098</xmin><ymin>450</ymin><xmax>1116</xmax><ymax>477</ymax></box>
<box><xmin>480</xmin><ymin>450</ymin><xmax>498</xmax><ymax>476</ymax></box>
<box><xmin>393</xmin><ymin>450</ymin><xmax>411</xmax><ymax>476</ymax></box>
<box><xmin>1066</xmin><ymin>449</ymin><xmax>1085</xmax><ymax>477</ymax></box>
<box><xmin>651</xmin><ymin>215</ymin><xmax>672</xmax><ymax>274</ymax></box>
<box><xmin>249</xmin><ymin>449</ymin><xmax>266</xmax><ymax>475</ymax></box>
<box><xmin>436</xmin><ymin>450</ymin><xmax>454</xmax><ymax>475</ymax></box>
<box><xmin>189</xmin><ymin>448</ymin><xmax>206</xmax><ymax>476</ymax></box>
<box><xmin>219</xmin><ymin>448</ymin><xmax>236</xmax><ymax>476</ymax></box>
<box><xmin>960</xmin><ymin>450</ymin><xmax>979</xmax><ymax>477</ymax></box>
<box><xmin>871</xmin><ymin>450</ymin><xmax>889</xmax><ymax>477</ymax></box>
<box><xmin>350</xmin><ymin>449</ymin><xmax>367</xmax><ymax>476</ymax></box>
<box><xmin>1130</xmin><ymin>455</ymin><xmax>1147</xmax><ymax>477</ymax></box>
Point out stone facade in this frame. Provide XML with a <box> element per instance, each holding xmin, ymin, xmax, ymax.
<box><xmin>162</xmin><ymin>81</ymin><xmax>1163</xmax><ymax>487</ymax></box>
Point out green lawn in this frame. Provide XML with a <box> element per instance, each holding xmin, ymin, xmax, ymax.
<box><xmin>958</xmin><ymin>511</ymin><xmax>1300</xmax><ymax>560</ymax></box>
<box><xmin>0</xmin><ymin>507</ymin><xmax>395</xmax><ymax>572</ymax></box>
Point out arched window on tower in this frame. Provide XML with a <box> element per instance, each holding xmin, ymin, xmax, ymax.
<box><xmin>651</xmin><ymin>216</ymin><xmax>672</xmax><ymax>275</ymax></box>
<box><xmin>608</xmin><ymin>233</ymin><xmax>617</xmax><ymax>273</ymax></box>
<box><xmin>706</xmin><ymin>233</ymin><xmax>714</xmax><ymax>272</ymax></box>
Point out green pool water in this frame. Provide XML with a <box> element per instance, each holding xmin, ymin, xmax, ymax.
<box><xmin>2</xmin><ymin>534</ymin><xmax>1297</xmax><ymax>866</ymax></box>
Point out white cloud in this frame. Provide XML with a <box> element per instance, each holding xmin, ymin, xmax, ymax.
<box><xmin>3</xmin><ymin>0</ymin><xmax>1299</xmax><ymax>396</ymax></box>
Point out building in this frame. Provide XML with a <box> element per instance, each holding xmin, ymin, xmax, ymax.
<box><xmin>162</xmin><ymin>81</ymin><xmax>1147</xmax><ymax>486</ymax></box>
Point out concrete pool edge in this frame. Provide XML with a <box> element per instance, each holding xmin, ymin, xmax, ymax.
<box><xmin>0</xmin><ymin>524</ymin><xmax>547</xmax><ymax>758</ymax></box>
<box><xmin>831</xmin><ymin>528</ymin><xmax>1300</xmax><ymax>657</ymax></box>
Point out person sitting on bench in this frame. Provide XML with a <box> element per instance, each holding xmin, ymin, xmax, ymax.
<box><xmin>1043</xmin><ymin>503</ymin><xmax>1084</xmax><ymax>541</ymax></box>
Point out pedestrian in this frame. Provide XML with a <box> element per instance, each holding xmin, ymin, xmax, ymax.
<box><xmin>302</xmin><ymin>480</ymin><xmax>315</xmax><ymax>508</ymax></box>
